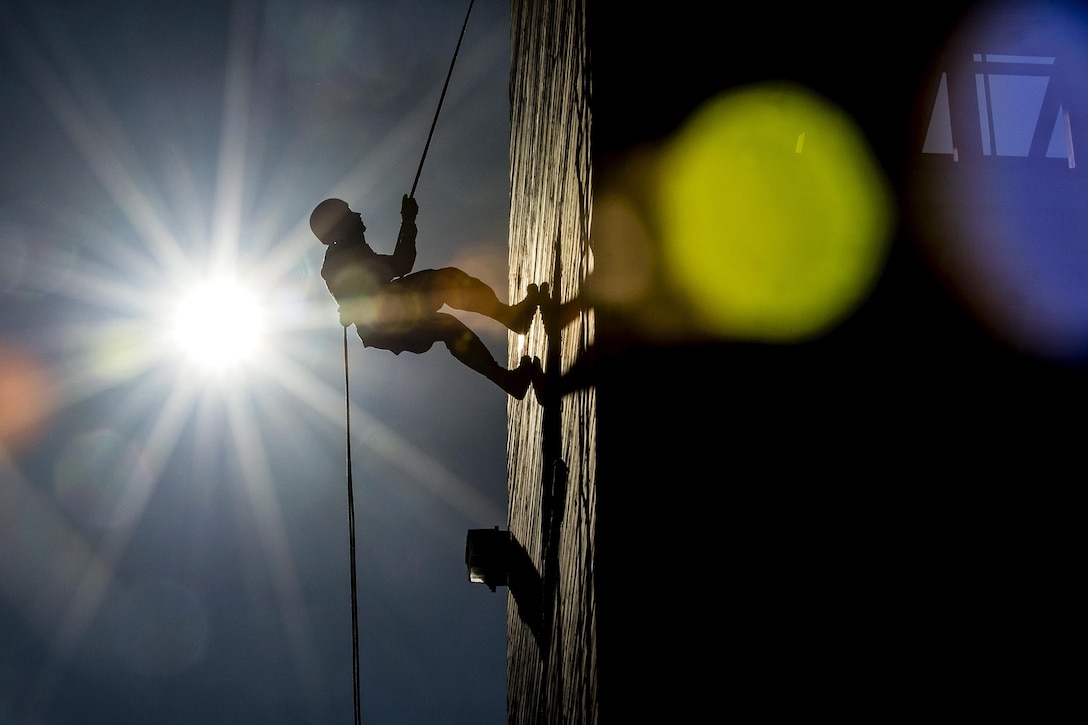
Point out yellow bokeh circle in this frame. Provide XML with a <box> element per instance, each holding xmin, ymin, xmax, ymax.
<box><xmin>657</xmin><ymin>83</ymin><xmax>894</xmax><ymax>342</ymax></box>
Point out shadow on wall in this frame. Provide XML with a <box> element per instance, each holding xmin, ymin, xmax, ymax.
<box><xmin>508</xmin><ymin>534</ymin><xmax>544</xmax><ymax>650</ymax></box>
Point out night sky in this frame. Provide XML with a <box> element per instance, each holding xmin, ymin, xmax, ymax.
<box><xmin>0</xmin><ymin>1</ymin><xmax>514</xmax><ymax>723</ymax></box>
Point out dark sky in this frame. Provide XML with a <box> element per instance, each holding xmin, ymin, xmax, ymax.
<box><xmin>0</xmin><ymin>1</ymin><xmax>514</xmax><ymax>723</ymax></box>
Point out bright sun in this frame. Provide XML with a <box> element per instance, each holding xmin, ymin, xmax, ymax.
<box><xmin>170</xmin><ymin>278</ymin><xmax>265</xmax><ymax>370</ymax></box>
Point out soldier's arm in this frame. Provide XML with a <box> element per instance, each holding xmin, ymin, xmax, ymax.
<box><xmin>390</xmin><ymin>194</ymin><xmax>418</xmax><ymax>277</ymax></box>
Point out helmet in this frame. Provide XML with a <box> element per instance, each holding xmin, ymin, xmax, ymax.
<box><xmin>309</xmin><ymin>198</ymin><xmax>352</xmax><ymax>244</ymax></box>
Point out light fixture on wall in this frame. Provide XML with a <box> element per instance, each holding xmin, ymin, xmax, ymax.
<box><xmin>465</xmin><ymin>527</ymin><xmax>511</xmax><ymax>592</ymax></box>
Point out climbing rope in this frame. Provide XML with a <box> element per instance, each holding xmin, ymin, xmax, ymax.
<box><xmin>341</xmin><ymin>1</ymin><xmax>475</xmax><ymax>723</ymax></box>
<box><xmin>410</xmin><ymin>0</ymin><xmax>476</xmax><ymax>198</ymax></box>
<box><xmin>343</xmin><ymin>326</ymin><xmax>361</xmax><ymax>725</ymax></box>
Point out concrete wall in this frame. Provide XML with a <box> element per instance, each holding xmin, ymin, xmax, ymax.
<box><xmin>505</xmin><ymin>1</ymin><xmax>595</xmax><ymax>724</ymax></box>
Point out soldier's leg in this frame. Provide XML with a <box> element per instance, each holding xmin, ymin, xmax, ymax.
<box><xmin>429</xmin><ymin>313</ymin><xmax>539</xmax><ymax>399</ymax></box>
<box><xmin>399</xmin><ymin>268</ymin><xmax>544</xmax><ymax>333</ymax></box>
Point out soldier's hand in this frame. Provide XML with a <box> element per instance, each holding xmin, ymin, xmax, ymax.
<box><xmin>401</xmin><ymin>194</ymin><xmax>418</xmax><ymax>223</ymax></box>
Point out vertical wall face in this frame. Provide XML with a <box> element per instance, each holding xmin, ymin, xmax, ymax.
<box><xmin>506</xmin><ymin>1</ymin><xmax>595</xmax><ymax>724</ymax></box>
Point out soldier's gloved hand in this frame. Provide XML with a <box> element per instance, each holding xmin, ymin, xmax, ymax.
<box><xmin>338</xmin><ymin>309</ymin><xmax>352</xmax><ymax>327</ymax></box>
<box><xmin>401</xmin><ymin>194</ymin><xmax>418</xmax><ymax>223</ymax></box>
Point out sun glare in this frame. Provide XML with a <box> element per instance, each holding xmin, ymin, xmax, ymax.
<box><xmin>0</xmin><ymin>4</ymin><xmax>520</xmax><ymax>716</ymax></box>
<box><xmin>170</xmin><ymin>279</ymin><xmax>265</xmax><ymax>370</ymax></box>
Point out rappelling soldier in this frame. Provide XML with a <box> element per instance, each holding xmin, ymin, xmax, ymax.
<box><xmin>311</xmin><ymin>194</ymin><xmax>545</xmax><ymax>399</ymax></box>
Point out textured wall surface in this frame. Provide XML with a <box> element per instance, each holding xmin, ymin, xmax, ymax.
<box><xmin>505</xmin><ymin>0</ymin><xmax>595</xmax><ymax>723</ymax></box>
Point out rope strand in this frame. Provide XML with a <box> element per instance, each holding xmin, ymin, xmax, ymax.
<box><xmin>344</xmin><ymin>326</ymin><xmax>361</xmax><ymax>725</ymax></box>
<box><xmin>410</xmin><ymin>0</ymin><xmax>476</xmax><ymax>198</ymax></box>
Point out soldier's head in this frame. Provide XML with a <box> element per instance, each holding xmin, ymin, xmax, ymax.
<box><xmin>310</xmin><ymin>198</ymin><xmax>366</xmax><ymax>245</ymax></box>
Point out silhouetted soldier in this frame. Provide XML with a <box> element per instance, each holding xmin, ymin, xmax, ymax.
<box><xmin>311</xmin><ymin>195</ymin><xmax>544</xmax><ymax>398</ymax></box>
